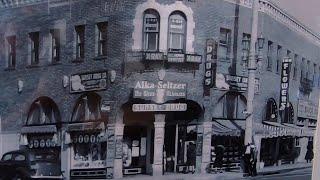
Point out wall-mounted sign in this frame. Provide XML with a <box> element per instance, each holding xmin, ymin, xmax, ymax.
<box><xmin>132</xmin><ymin>103</ymin><xmax>187</xmax><ymax>112</ymax></box>
<box><xmin>143</xmin><ymin>52</ymin><xmax>164</xmax><ymax>61</ymax></box>
<box><xmin>133</xmin><ymin>81</ymin><xmax>187</xmax><ymax>103</ymax></box>
<box><xmin>279</xmin><ymin>57</ymin><xmax>292</xmax><ymax>111</ymax></box>
<box><xmin>167</xmin><ymin>53</ymin><xmax>185</xmax><ymax>63</ymax></box>
<box><xmin>186</xmin><ymin>54</ymin><xmax>202</xmax><ymax>63</ymax></box>
<box><xmin>70</xmin><ymin>71</ymin><xmax>108</xmax><ymax>93</ymax></box>
<box><xmin>101</xmin><ymin>100</ymin><xmax>114</xmax><ymax>112</ymax></box>
<box><xmin>297</xmin><ymin>100</ymin><xmax>318</xmax><ymax>119</ymax></box>
<box><xmin>204</xmin><ymin>39</ymin><xmax>218</xmax><ymax>96</ymax></box>
<box><xmin>215</xmin><ymin>74</ymin><xmax>260</xmax><ymax>93</ymax></box>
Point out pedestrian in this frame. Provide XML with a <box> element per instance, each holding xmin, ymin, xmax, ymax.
<box><xmin>214</xmin><ymin>145</ymin><xmax>225</xmax><ymax>173</ymax></box>
<box><xmin>243</xmin><ymin>143</ymin><xmax>251</xmax><ymax>177</ymax></box>
<box><xmin>249</xmin><ymin>144</ymin><xmax>258</xmax><ymax>177</ymax></box>
<box><xmin>305</xmin><ymin>141</ymin><xmax>314</xmax><ymax>163</ymax></box>
<box><xmin>186</xmin><ymin>142</ymin><xmax>196</xmax><ymax>173</ymax></box>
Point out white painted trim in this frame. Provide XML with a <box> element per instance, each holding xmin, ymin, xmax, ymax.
<box><xmin>132</xmin><ymin>0</ymin><xmax>195</xmax><ymax>53</ymax></box>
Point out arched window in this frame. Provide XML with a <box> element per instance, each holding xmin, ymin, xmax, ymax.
<box><xmin>143</xmin><ymin>9</ymin><xmax>160</xmax><ymax>51</ymax></box>
<box><xmin>27</xmin><ymin>97</ymin><xmax>60</xmax><ymax>125</ymax></box>
<box><xmin>265</xmin><ymin>98</ymin><xmax>277</xmax><ymax>122</ymax></box>
<box><xmin>168</xmin><ymin>11</ymin><xmax>186</xmax><ymax>53</ymax></box>
<box><xmin>71</xmin><ymin>93</ymin><xmax>102</xmax><ymax>122</ymax></box>
<box><xmin>283</xmin><ymin>102</ymin><xmax>294</xmax><ymax>124</ymax></box>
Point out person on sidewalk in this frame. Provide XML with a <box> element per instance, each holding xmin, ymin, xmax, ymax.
<box><xmin>249</xmin><ymin>144</ymin><xmax>258</xmax><ymax>177</ymax></box>
<box><xmin>215</xmin><ymin>145</ymin><xmax>225</xmax><ymax>173</ymax></box>
<box><xmin>243</xmin><ymin>143</ymin><xmax>251</xmax><ymax>177</ymax></box>
<box><xmin>187</xmin><ymin>142</ymin><xmax>196</xmax><ymax>174</ymax></box>
<box><xmin>305</xmin><ymin>141</ymin><xmax>314</xmax><ymax>163</ymax></box>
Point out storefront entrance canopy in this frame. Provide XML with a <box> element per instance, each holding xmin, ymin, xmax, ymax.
<box><xmin>212</xmin><ymin>119</ymin><xmax>245</xmax><ymax>137</ymax></box>
<box><xmin>21</xmin><ymin>124</ymin><xmax>57</xmax><ymax>134</ymax></box>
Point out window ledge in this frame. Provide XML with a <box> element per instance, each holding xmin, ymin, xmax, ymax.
<box><xmin>48</xmin><ymin>61</ymin><xmax>62</xmax><ymax>66</ymax></box>
<box><xmin>93</xmin><ymin>55</ymin><xmax>107</xmax><ymax>61</ymax></box>
<box><xmin>4</xmin><ymin>67</ymin><xmax>16</xmax><ymax>71</ymax></box>
<box><xmin>71</xmin><ymin>58</ymin><xmax>84</xmax><ymax>63</ymax></box>
<box><xmin>26</xmin><ymin>64</ymin><xmax>40</xmax><ymax>69</ymax></box>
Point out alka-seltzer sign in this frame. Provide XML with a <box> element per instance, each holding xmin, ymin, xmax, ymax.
<box><xmin>133</xmin><ymin>81</ymin><xmax>187</xmax><ymax>103</ymax></box>
<box><xmin>279</xmin><ymin>57</ymin><xmax>292</xmax><ymax>111</ymax></box>
<box><xmin>70</xmin><ymin>71</ymin><xmax>108</xmax><ymax>93</ymax></box>
<box><xmin>204</xmin><ymin>39</ymin><xmax>218</xmax><ymax>96</ymax></box>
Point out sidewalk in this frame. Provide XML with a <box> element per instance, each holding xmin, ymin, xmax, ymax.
<box><xmin>119</xmin><ymin>162</ymin><xmax>312</xmax><ymax>180</ymax></box>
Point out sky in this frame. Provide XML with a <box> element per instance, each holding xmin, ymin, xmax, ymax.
<box><xmin>271</xmin><ymin>0</ymin><xmax>320</xmax><ymax>35</ymax></box>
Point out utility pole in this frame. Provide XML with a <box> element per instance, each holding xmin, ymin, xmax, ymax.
<box><xmin>244</xmin><ymin>0</ymin><xmax>259</xmax><ymax>145</ymax></box>
<box><xmin>312</xmin><ymin>98</ymin><xmax>320</xmax><ymax>180</ymax></box>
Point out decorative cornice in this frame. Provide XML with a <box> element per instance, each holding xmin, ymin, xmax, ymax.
<box><xmin>224</xmin><ymin>0</ymin><xmax>320</xmax><ymax>46</ymax></box>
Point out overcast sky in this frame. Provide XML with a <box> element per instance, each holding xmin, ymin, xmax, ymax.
<box><xmin>271</xmin><ymin>0</ymin><xmax>320</xmax><ymax>35</ymax></box>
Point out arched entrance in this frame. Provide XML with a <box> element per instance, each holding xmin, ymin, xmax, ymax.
<box><xmin>67</xmin><ymin>92</ymin><xmax>108</xmax><ymax>179</ymax></box>
<box><xmin>21</xmin><ymin>97</ymin><xmax>62</xmax><ymax>176</ymax></box>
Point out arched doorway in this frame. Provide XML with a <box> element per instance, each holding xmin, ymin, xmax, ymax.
<box><xmin>67</xmin><ymin>92</ymin><xmax>108</xmax><ymax>179</ymax></box>
<box><xmin>21</xmin><ymin>97</ymin><xmax>62</xmax><ymax>175</ymax></box>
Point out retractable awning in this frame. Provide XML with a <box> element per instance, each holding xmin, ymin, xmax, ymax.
<box><xmin>67</xmin><ymin>121</ymin><xmax>105</xmax><ymax>132</ymax></box>
<box><xmin>21</xmin><ymin>125</ymin><xmax>57</xmax><ymax>134</ymax></box>
<box><xmin>212</xmin><ymin>119</ymin><xmax>245</xmax><ymax>137</ymax></box>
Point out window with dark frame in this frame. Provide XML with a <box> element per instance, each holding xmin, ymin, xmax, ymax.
<box><xmin>143</xmin><ymin>10</ymin><xmax>160</xmax><ymax>51</ymax></box>
<box><xmin>267</xmin><ymin>41</ymin><xmax>273</xmax><ymax>70</ymax></box>
<box><xmin>218</xmin><ymin>28</ymin><xmax>231</xmax><ymax>61</ymax></box>
<box><xmin>6</xmin><ymin>35</ymin><xmax>16</xmax><ymax>69</ymax></box>
<box><xmin>50</xmin><ymin>29</ymin><xmax>60</xmax><ymax>63</ymax></box>
<box><xmin>97</xmin><ymin>22</ymin><xmax>108</xmax><ymax>56</ymax></box>
<box><xmin>276</xmin><ymin>45</ymin><xmax>282</xmax><ymax>73</ymax></box>
<box><xmin>301</xmin><ymin>58</ymin><xmax>305</xmax><ymax>80</ymax></box>
<box><xmin>168</xmin><ymin>12</ymin><xmax>186</xmax><ymax>53</ymax></box>
<box><xmin>306</xmin><ymin>60</ymin><xmax>310</xmax><ymax>80</ymax></box>
<box><xmin>29</xmin><ymin>32</ymin><xmax>39</xmax><ymax>65</ymax></box>
<box><xmin>318</xmin><ymin>66</ymin><xmax>320</xmax><ymax>87</ymax></box>
<box><xmin>313</xmin><ymin>63</ymin><xmax>317</xmax><ymax>85</ymax></box>
<box><xmin>75</xmin><ymin>25</ymin><xmax>85</xmax><ymax>60</ymax></box>
<box><xmin>242</xmin><ymin>33</ymin><xmax>251</xmax><ymax>63</ymax></box>
<box><xmin>293</xmin><ymin>54</ymin><xmax>298</xmax><ymax>79</ymax></box>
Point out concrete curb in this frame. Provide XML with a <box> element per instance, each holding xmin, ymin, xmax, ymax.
<box><xmin>258</xmin><ymin>164</ymin><xmax>312</xmax><ymax>176</ymax></box>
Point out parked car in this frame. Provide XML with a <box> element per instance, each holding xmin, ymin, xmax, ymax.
<box><xmin>0</xmin><ymin>149</ymin><xmax>63</xmax><ymax>180</ymax></box>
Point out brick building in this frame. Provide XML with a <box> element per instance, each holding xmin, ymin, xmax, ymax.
<box><xmin>0</xmin><ymin>0</ymin><xmax>319</xmax><ymax>179</ymax></box>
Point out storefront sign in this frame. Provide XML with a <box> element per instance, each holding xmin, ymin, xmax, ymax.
<box><xmin>70</xmin><ymin>71</ymin><xmax>108</xmax><ymax>93</ymax></box>
<box><xmin>133</xmin><ymin>81</ymin><xmax>187</xmax><ymax>103</ymax></box>
<box><xmin>225</xmin><ymin>75</ymin><xmax>260</xmax><ymax>93</ymax></box>
<box><xmin>185</xmin><ymin>54</ymin><xmax>202</xmax><ymax>63</ymax></box>
<box><xmin>28</xmin><ymin>137</ymin><xmax>56</xmax><ymax>149</ymax></box>
<box><xmin>204</xmin><ymin>39</ymin><xmax>218</xmax><ymax>96</ymax></box>
<box><xmin>106</xmin><ymin>126</ymin><xmax>115</xmax><ymax>168</ymax></box>
<box><xmin>297</xmin><ymin>100</ymin><xmax>318</xmax><ymax>119</ymax></box>
<box><xmin>279</xmin><ymin>57</ymin><xmax>292</xmax><ymax>111</ymax></box>
<box><xmin>143</xmin><ymin>52</ymin><xmax>164</xmax><ymax>61</ymax></box>
<box><xmin>167</xmin><ymin>53</ymin><xmax>185</xmax><ymax>63</ymax></box>
<box><xmin>132</xmin><ymin>103</ymin><xmax>187</xmax><ymax>112</ymax></box>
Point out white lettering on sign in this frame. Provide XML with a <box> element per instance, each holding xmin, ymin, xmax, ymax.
<box><xmin>279</xmin><ymin>57</ymin><xmax>292</xmax><ymax>111</ymax></box>
<box><xmin>132</xmin><ymin>103</ymin><xmax>187</xmax><ymax>112</ymax></box>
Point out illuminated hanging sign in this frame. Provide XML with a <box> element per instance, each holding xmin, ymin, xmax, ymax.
<box><xmin>70</xmin><ymin>71</ymin><xmax>108</xmax><ymax>93</ymax></box>
<box><xmin>204</xmin><ymin>39</ymin><xmax>218</xmax><ymax>96</ymax></box>
<box><xmin>132</xmin><ymin>103</ymin><xmax>187</xmax><ymax>112</ymax></box>
<box><xmin>279</xmin><ymin>57</ymin><xmax>292</xmax><ymax>111</ymax></box>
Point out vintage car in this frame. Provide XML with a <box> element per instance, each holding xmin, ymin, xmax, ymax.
<box><xmin>0</xmin><ymin>149</ymin><xmax>63</xmax><ymax>180</ymax></box>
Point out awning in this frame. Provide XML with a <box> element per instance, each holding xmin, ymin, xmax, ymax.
<box><xmin>21</xmin><ymin>125</ymin><xmax>57</xmax><ymax>134</ymax></box>
<box><xmin>212</xmin><ymin>119</ymin><xmax>245</xmax><ymax>137</ymax></box>
<box><xmin>67</xmin><ymin>122</ymin><xmax>105</xmax><ymax>132</ymax></box>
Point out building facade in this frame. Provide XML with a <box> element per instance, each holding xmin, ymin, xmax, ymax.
<box><xmin>0</xmin><ymin>0</ymin><xmax>319</xmax><ymax>179</ymax></box>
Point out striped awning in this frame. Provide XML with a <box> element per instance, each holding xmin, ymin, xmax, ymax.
<box><xmin>21</xmin><ymin>125</ymin><xmax>57</xmax><ymax>134</ymax></box>
<box><xmin>212</xmin><ymin>119</ymin><xmax>245</xmax><ymax>137</ymax></box>
<box><xmin>67</xmin><ymin>122</ymin><xmax>105</xmax><ymax>132</ymax></box>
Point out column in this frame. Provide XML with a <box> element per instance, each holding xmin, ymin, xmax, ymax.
<box><xmin>195</xmin><ymin>124</ymin><xmax>203</xmax><ymax>174</ymax></box>
<box><xmin>114</xmin><ymin>123</ymin><xmax>124</xmax><ymax>179</ymax></box>
<box><xmin>200</xmin><ymin>121</ymin><xmax>212</xmax><ymax>173</ymax></box>
<box><xmin>153</xmin><ymin>114</ymin><xmax>165</xmax><ymax>176</ymax></box>
<box><xmin>61</xmin><ymin>129</ymin><xmax>71</xmax><ymax>179</ymax></box>
<box><xmin>254</xmin><ymin>135</ymin><xmax>262</xmax><ymax>170</ymax></box>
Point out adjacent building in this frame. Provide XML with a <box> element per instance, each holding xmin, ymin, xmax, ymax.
<box><xmin>0</xmin><ymin>0</ymin><xmax>319</xmax><ymax>179</ymax></box>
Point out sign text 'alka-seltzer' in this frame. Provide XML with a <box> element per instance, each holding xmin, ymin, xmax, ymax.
<box><xmin>279</xmin><ymin>57</ymin><xmax>292</xmax><ymax>111</ymax></box>
<box><xmin>133</xmin><ymin>81</ymin><xmax>187</xmax><ymax>103</ymax></box>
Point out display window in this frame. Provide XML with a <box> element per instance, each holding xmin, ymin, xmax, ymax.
<box><xmin>71</xmin><ymin>132</ymin><xmax>107</xmax><ymax>169</ymax></box>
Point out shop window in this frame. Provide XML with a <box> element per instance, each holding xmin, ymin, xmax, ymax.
<box><xmin>75</xmin><ymin>25</ymin><xmax>85</xmax><ymax>60</ymax></box>
<box><xmin>276</xmin><ymin>45</ymin><xmax>282</xmax><ymax>73</ymax></box>
<box><xmin>266</xmin><ymin>41</ymin><xmax>273</xmax><ymax>71</ymax></box>
<box><xmin>29</xmin><ymin>32</ymin><xmax>40</xmax><ymax>65</ymax></box>
<box><xmin>50</xmin><ymin>29</ymin><xmax>60</xmax><ymax>63</ymax></box>
<box><xmin>218</xmin><ymin>28</ymin><xmax>231</xmax><ymax>61</ymax></box>
<box><xmin>27</xmin><ymin>97</ymin><xmax>61</xmax><ymax>125</ymax></box>
<box><xmin>295</xmin><ymin>138</ymin><xmax>300</xmax><ymax>147</ymax></box>
<box><xmin>265</xmin><ymin>98</ymin><xmax>277</xmax><ymax>122</ymax></box>
<box><xmin>143</xmin><ymin>9</ymin><xmax>160</xmax><ymax>51</ymax></box>
<box><xmin>96</xmin><ymin>22</ymin><xmax>108</xmax><ymax>56</ymax></box>
<box><xmin>6</xmin><ymin>35</ymin><xmax>16</xmax><ymax>69</ymax></box>
<box><xmin>168</xmin><ymin>11</ymin><xmax>186</xmax><ymax>53</ymax></box>
<box><xmin>71</xmin><ymin>93</ymin><xmax>102</xmax><ymax>122</ymax></box>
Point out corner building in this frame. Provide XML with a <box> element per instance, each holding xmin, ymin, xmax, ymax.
<box><xmin>0</xmin><ymin>0</ymin><xmax>319</xmax><ymax>179</ymax></box>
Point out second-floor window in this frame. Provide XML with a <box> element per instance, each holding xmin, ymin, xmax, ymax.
<box><xmin>313</xmin><ymin>63</ymin><xmax>317</xmax><ymax>85</ymax></box>
<box><xmin>75</xmin><ymin>25</ymin><xmax>85</xmax><ymax>60</ymax></box>
<box><xmin>143</xmin><ymin>10</ymin><xmax>160</xmax><ymax>51</ymax></box>
<box><xmin>6</xmin><ymin>36</ymin><xmax>16</xmax><ymax>68</ymax></box>
<box><xmin>50</xmin><ymin>29</ymin><xmax>60</xmax><ymax>63</ymax></box>
<box><xmin>168</xmin><ymin>12</ymin><xmax>186</xmax><ymax>53</ymax></box>
<box><xmin>218</xmin><ymin>28</ymin><xmax>231</xmax><ymax>61</ymax></box>
<box><xmin>242</xmin><ymin>33</ymin><xmax>251</xmax><ymax>62</ymax></box>
<box><xmin>267</xmin><ymin>41</ymin><xmax>273</xmax><ymax>70</ymax></box>
<box><xmin>301</xmin><ymin>58</ymin><xmax>305</xmax><ymax>80</ymax></box>
<box><xmin>306</xmin><ymin>60</ymin><xmax>310</xmax><ymax>80</ymax></box>
<box><xmin>29</xmin><ymin>32</ymin><xmax>39</xmax><ymax>65</ymax></box>
<box><xmin>276</xmin><ymin>45</ymin><xmax>282</xmax><ymax>73</ymax></box>
<box><xmin>97</xmin><ymin>22</ymin><xmax>108</xmax><ymax>56</ymax></box>
<box><xmin>293</xmin><ymin>54</ymin><xmax>298</xmax><ymax>79</ymax></box>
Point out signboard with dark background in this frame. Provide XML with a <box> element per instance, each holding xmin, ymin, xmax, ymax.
<box><xmin>70</xmin><ymin>71</ymin><xmax>108</xmax><ymax>93</ymax></box>
<box><xmin>204</xmin><ymin>39</ymin><xmax>218</xmax><ymax>96</ymax></box>
<box><xmin>279</xmin><ymin>57</ymin><xmax>292</xmax><ymax>121</ymax></box>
